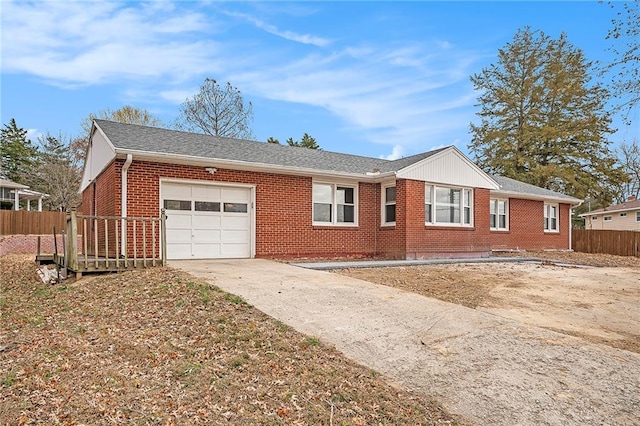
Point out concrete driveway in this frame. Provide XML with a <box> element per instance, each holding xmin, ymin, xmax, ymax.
<box><xmin>170</xmin><ymin>259</ymin><xmax>640</xmax><ymax>426</ymax></box>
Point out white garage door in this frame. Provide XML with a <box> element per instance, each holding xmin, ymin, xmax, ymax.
<box><xmin>161</xmin><ymin>182</ymin><xmax>252</xmax><ymax>260</ymax></box>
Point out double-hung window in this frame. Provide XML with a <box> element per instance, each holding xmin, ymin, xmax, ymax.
<box><xmin>490</xmin><ymin>199</ymin><xmax>508</xmax><ymax>230</ymax></box>
<box><xmin>425</xmin><ymin>185</ymin><xmax>473</xmax><ymax>226</ymax></box>
<box><xmin>313</xmin><ymin>183</ymin><xmax>356</xmax><ymax>225</ymax></box>
<box><xmin>382</xmin><ymin>185</ymin><xmax>396</xmax><ymax>225</ymax></box>
<box><xmin>544</xmin><ymin>203</ymin><xmax>558</xmax><ymax>232</ymax></box>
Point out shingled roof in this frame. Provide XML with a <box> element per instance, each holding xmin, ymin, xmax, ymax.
<box><xmin>95</xmin><ymin>120</ymin><xmax>444</xmax><ymax>175</ymax></box>
<box><xmin>492</xmin><ymin>175</ymin><xmax>581</xmax><ymax>203</ymax></box>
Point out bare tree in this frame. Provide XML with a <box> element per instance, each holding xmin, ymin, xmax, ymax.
<box><xmin>617</xmin><ymin>139</ymin><xmax>640</xmax><ymax>202</ymax></box>
<box><xmin>81</xmin><ymin>105</ymin><xmax>164</xmax><ymax>137</ymax></box>
<box><xmin>174</xmin><ymin>78</ymin><xmax>254</xmax><ymax>139</ymax></box>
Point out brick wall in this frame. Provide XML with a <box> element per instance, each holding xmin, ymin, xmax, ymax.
<box><xmin>0</xmin><ymin>235</ymin><xmax>82</xmax><ymax>256</ymax></box>
<box><xmin>86</xmin><ymin>159</ymin><xmax>573</xmax><ymax>259</ymax></box>
<box><xmin>489</xmin><ymin>198</ymin><xmax>571</xmax><ymax>250</ymax></box>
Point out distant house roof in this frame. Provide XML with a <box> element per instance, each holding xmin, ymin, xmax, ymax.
<box><xmin>579</xmin><ymin>198</ymin><xmax>640</xmax><ymax>216</ymax></box>
<box><xmin>0</xmin><ymin>178</ymin><xmax>29</xmax><ymax>190</ymax></box>
<box><xmin>492</xmin><ymin>175</ymin><xmax>582</xmax><ymax>204</ymax></box>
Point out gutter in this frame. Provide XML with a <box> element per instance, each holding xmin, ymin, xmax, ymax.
<box><xmin>121</xmin><ymin>153</ymin><xmax>133</xmax><ymax>257</ymax></box>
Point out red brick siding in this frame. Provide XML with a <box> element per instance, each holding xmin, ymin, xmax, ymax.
<box><xmin>85</xmin><ymin>159</ymin><xmax>572</xmax><ymax>258</ymax></box>
<box><xmin>489</xmin><ymin>199</ymin><xmax>571</xmax><ymax>250</ymax></box>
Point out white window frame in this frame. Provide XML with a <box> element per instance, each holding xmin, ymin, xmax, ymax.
<box><xmin>312</xmin><ymin>182</ymin><xmax>358</xmax><ymax>226</ymax></box>
<box><xmin>591</xmin><ymin>216</ymin><xmax>598</xmax><ymax>220</ymax></box>
<box><xmin>490</xmin><ymin>198</ymin><xmax>509</xmax><ymax>231</ymax></box>
<box><xmin>620</xmin><ymin>212</ymin><xmax>627</xmax><ymax>217</ymax></box>
<box><xmin>381</xmin><ymin>184</ymin><xmax>396</xmax><ymax>226</ymax></box>
<box><xmin>604</xmin><ymin>216</ymin><xmax>612</xmax><ymax>222</ymax></box>
<box><xmin>637</xmin><ymin>211</ymin><xmax>640</xmax><ymax>222</ymax></box>
<box><xmin>544</xmin><ymin>203</ymin><xmax>559</xmax><ymax>233</ymax></box>
<box><xmin>425</xmin><ymin>184</ymin><xmax>473</xmax><ymax>227</ymax></box>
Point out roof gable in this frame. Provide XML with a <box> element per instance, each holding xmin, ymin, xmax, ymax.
<box><xmin>396</xmin><ymin>146</ymin><xmax>499</xmax><ymax>190</ymax></box>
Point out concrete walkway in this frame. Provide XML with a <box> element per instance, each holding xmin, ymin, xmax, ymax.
<box><xmin>170</xmin><ymin>259</ymin><xmax>640</xmax><ymax>426</ymax></box>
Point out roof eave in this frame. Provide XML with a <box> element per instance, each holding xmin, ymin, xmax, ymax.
<box><xmin>579</xmin><ymin>205</ymin><xmax>640</xmax><ymax>217</ymax></box>
<box><xmin>491</xmin><ymin>189</ymin><xmax>582</xmax><ymax>205</ymax></box>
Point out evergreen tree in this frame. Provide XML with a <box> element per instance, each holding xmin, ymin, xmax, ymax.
<box><xmin>266</xmin><ymin>136</ymin><xmax>280</xmax><ymax>144</ymax></box>
<box><xmin>469</xmin><ymin>27</ymin><xmax>624</xmax><ymax>204</ymax></box>
<box><xmin>0</xmin><ymin>118</ymin><xmax>38</xmax><ymax>183</ymax></box>
<box><xmin>286</xmin><ymin>133</ymin><xmax>321</xmax><ymax>150</ymax></box>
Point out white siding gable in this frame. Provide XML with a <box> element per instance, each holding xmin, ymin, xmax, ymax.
<box><xmin>80</xmin><ymin>125</ymin><xmax>117</xmax><ymax>192</ymax></box>
<box><xmin>396</xmin><ymin>146</ymin><xmax>498</xmax><ymax>189</ymax></box>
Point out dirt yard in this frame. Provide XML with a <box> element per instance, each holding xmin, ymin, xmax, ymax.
<box><xmin>338</xmin><ymin>252</ymin><xmax>640</xmax><ymax>354</ymax></box>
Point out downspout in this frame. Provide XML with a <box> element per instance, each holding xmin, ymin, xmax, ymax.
<box><xmin>121</xmin><ymin>154</ymin><xmax>133</xmax><ymax>257</ymax></box>
<box><xmin>569</xmin><ymin>200</ymin><xmax>584</xmax><ymax>251</ymax></box>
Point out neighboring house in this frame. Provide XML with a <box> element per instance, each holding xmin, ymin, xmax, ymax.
<box><xmin>580</xmin><ymin>197</ymin><xmax>640</xmax><ymax>231</ymax></box>
<box><xmin>80</xmin><ymin>120</ymin><xmax>582</xmax><ymax>260</ymax></box>
<box><xmin>0</xmin><ymin>178</ymin><xmax>47</xmax><ymax>211</ymax></box>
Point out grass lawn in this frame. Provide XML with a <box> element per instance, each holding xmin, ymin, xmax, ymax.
<box><xmin>0</xmin><ymin>255</ymin><xmax>462</xmax><ymax>425</ymax></box>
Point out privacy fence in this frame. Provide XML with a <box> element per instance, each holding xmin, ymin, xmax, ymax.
<box><xmin>572</xmin><ymin>229</ymin><xmax>640</xmax><ymax>257</ymax></box>
<box><xmin>0</xmin><ymin>210</ymin><xmax>67</xmax><ymax>235</ymax></box>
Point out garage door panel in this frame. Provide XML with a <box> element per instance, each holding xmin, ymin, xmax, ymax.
<box><xmin>222</xmin><ymin>187</ymin><xmax>250</xmax><ymax>202</ymax></box>
<box><xmin>163</xmin><ymin>183</ymin><xmax>192</xmax><ymax>199</ymax></box>
<box><xmin>193</xmin><ymin>185</ymin><xmax>221</xmax><ymax>199</ymax></box>
<box><xmin>221</xmin><ymin>216</ymin><xmax>250</xmax><ymax>228</ymax></box>
<box><xmin>193</xmin><ymin>229</ymin><xmax>221</xmax><ymax>242</ymax></box>
<box><xmin>192</xmin><ymin>214</ymin><xmax>221</xmax><ymax>228</ymax></box>
<box><xmin>167</xmin><ymin>229</ymin><xmax>192</xmax><ymax>243</ymax></box>
<box><xmin>163</xmin><ymin>182</ymin><xmax>251</xmax><ymax>260</ymax></box>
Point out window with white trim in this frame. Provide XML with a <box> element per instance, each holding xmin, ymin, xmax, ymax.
<box><xmin>382</xmin><ymin>185</ymin><xmax>396</xmax><ymax>225</ymax></box>
<box><xmin>620</xmin><ymin>212</ymin><xmax>627</xmax><ymax>217</ymax></box>
<box><xmin>544</xmin><ymin>203</ymin><xmax>558</xmax><ymax>232</ymax></box>
<box><xmin>637</xmin><ymin>212</ymin><xmax>640</xmax><ymax>222</ymax></box>
<box><xmin>604</xmin><ymin>216</ymin><xmax>612</xmax><ymax>221</ymax></box>
<box><xmin>591</xmin><ymin>216</ymin><xmax>598</xmax><ymax>220</ymax></box>
<box><xmin>312</xmin><ymin>183</ymin><xmax>356</xmax><ymax>225</ymax></box>
<box><xmin>490</xmin><ymin>199</ymin><xmax>508</xmax><ymax>230</ymax></box>
<box><xmin>425</xmin><ymin>185</ymin><xmax>473</xmax><ymax>226</ymax></box>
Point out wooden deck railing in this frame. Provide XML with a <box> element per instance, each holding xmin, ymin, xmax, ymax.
<box><xmin>63</xmin><ymin>210</ymin><xmax>166</xmax><ymax>275</ymax></box>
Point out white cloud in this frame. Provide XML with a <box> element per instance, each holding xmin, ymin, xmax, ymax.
<box><xmin>380</xmin><ymin>145</ymin><xmax>404</xmax><ymax>160</ymax></box>
<box><xmin>26</xmin><ymin>129</ymin><xmax>42</xmax><ymax>142</ymax></box>
<box><xmin>1</xmin><ymin>1</ymin><xmax>217</xmax><ymax>86</ymax></box>
<box><xmin>222</xmin><ymin>10</ymin><xmax>331</xmax><ymax>47</ymax></box>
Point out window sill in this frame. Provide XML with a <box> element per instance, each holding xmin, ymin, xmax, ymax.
<box><xmin>424</xmin><ymin>224</ymin><xmax>475</xmax><ymax>231</ymax></box>
<box><xmin>544</xmin><ymin>230</ymin><xmax>560</xmax><ymax>234</ymax></box>
<box><xmin>490</xmin><ymin>228</ymin><xmax>510</xmax><ymax>232</ymax></box>
<box><xmin>312</xmin><ymin>223</ymin><xmax>358</xmax><ymax>229</ymax></box>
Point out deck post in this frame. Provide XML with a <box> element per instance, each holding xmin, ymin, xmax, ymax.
<box><xmin>161</xmin><ymin>208</ymin><xmax>167</xmax><ymax>266</ymax></box>
<box><xmin>67</xmin><ymin>210</ymin><xmax>79</xmax><ymax>273</ymax></box>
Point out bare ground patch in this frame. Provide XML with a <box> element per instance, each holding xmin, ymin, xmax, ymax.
<box><xmin>0</xmin><ymin>255</ymin><xmax>463</xmax><ymax>425</ymax></box>
<box><xmin>337</xmin><ymin>252</ymin><xmax>640</xmax><ymax>354</ymax></box>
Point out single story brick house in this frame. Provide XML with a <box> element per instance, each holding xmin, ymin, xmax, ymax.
<box><xmin>580</xmin><ymin>196</ymin><xmax>640</xmax><ymax>231</ymax></box>
<box><xmin>80</xmin><ymin>120</ymin><xmax>581</xmax><ymax>260</ymax></box>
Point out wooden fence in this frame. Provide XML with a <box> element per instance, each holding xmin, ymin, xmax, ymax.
<box><xmin>0</xmin><ymin>210</ymin><xmax>67</xmax><ymax>235</ymax></box>
<box><xmin>572</xmin><ymin>229</ymin><xmax>640</xmax><ymax>257</ymax></box>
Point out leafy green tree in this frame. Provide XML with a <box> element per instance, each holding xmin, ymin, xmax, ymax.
<box><xmin>175</xmin><ymin>78</ymin><xmax>254</xmax><ymax>139</ymax></box>
<box><xmin>469</xmin><ymin>27</ymin><xmax>624</xmax><ymax>204</ymax></box>
<box><xmin>602</xmin><ymin>0</ymin><xmax>640</xmax><ymax>120</ymax></box>
<box><xmin>0</xmin><ymin>118</ymin><xmax>38</xmax><ymax>183</ymax></box>
<box><xmin>266</xmin><ymin>136</ymin><xmax>280</xmax><ymax>144</ymax></box>
<box><xmin>286</xmin><ymin>133</ymin><xmax>321</xmax><ymax>150</ymax></box>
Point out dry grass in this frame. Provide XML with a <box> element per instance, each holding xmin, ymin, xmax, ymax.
<box><xmin>0</xmin><ymin>255</ymin><xmax>462</xmax><ymax>425</ymax></box>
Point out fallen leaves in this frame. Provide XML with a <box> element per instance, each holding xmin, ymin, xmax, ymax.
<box><xmin>0</xmin><ymin>255</ymin><xmax>463</xmax><ymax>425</ymax></box>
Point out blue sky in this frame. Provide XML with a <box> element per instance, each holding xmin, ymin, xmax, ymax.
<box><xmin>1</xmin><ymin>1</ymin><xmax>637</xmax><ymax>160</ymax></box>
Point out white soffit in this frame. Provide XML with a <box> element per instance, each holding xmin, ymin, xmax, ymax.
<box><xmin>397</xmin><ymin>147</ymin><xmax>499</xmax><ymax>189</ymax></box>
<box><xmin>80</xmin><ymin>124</ymin><xmax>117</xmax><ymax>192</ymax></box>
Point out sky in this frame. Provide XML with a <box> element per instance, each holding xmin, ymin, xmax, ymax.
<box><xmin>1</xmin><ymin>1</ymin><xmax>637</xmax><ymax>161</ymax></box>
